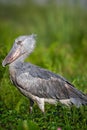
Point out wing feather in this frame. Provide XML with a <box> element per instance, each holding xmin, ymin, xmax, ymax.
<box><xmin>16</xmin><ymin>63</ymin><xmax>87</xmax><ymax>106</ymax></box>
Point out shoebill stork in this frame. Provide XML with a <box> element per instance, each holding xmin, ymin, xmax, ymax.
<box><xmin>2</xmin><ymin>34</ymin><xmax>87</xmax><ymax>112</ymax></box>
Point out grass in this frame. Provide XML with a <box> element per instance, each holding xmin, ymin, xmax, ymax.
<box><xmin>0</xmin><ymin>1</ymin><xmax>87</xmax><ymax>130</ymax></box>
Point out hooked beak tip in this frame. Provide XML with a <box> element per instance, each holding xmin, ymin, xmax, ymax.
<box><xmin>2</xmin><ymin>60</ymin><xmax>7</xmax><ymax>67</ymax></box>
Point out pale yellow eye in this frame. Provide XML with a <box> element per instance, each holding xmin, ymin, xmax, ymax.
<box><xmin>17</xmin><ymin>41</ymin><xmax>21</xmax><ymax>45</ymax></box>
<box><xmin>17</xmin><ymin>41</ymin><xmax>23</xmax><ymax>46</ymax></box>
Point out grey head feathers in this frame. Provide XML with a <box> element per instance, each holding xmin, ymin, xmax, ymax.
<box><xmin>2</xmin><ymin>34</ymin><xmax>36</xmax><ymax>67</ymax></box>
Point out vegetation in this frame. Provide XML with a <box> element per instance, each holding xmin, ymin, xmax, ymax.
<box><xmin>0</xmin><ymin>1</ymin><xmax>87</xmax><ymax>130</ymax></box>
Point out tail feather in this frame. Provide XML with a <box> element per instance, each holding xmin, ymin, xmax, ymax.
<box><xmin>59</xmin><ymin>97</ymin><xmax>87</xmax><ymax>107</ymax></box>
<box><xmin>70</xmin><ymin>97</ymin><xmax>87</xmax><ymax>107</ymax></box>
<box><xmin>59</xmin><ymin>81</ymin><xmax>87</xmax><ymax>107</ymax></box>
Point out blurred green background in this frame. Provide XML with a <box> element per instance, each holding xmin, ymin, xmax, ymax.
<box><xmin>0</xmin><ymin>0</ymin><xmax>87</xmax><ymax>130</ymax></box>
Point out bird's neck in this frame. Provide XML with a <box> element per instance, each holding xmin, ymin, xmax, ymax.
<box><xmin>9</xmin><ymin>59</ymin><xmax>23</xmax><ymax>82</ymax></box>
<box><xmin>9</xmin><ymin>53</ymin><xmax>29</xmax><ymax>81</ymax></box>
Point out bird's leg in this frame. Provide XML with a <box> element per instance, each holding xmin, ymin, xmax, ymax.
<box><xmin>36</xmin><ymin>98</ymin><xmax>45</xmax><ymax>113</ymax></box>
<box><xmin>29</xmin><ymin>99</ymin><xmax>34</xmax><ymax>113</ymax></box>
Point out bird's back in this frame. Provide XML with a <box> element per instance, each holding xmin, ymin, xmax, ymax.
<box><xmin>10</xmin><ymin>62</ymin><xmax>87</xmax><ymax>107</ymax></box>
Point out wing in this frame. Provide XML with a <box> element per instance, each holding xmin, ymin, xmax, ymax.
<box><xmin>16</xmin><ymin>63</ymin><xmax>87</xmax><ymax>106</ymax></box>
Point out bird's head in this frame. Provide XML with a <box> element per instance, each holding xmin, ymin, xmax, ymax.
<box><xmin>2</xmin><ymin>34</ymin><xmax>36</xmax><ymax>67</ymax></box>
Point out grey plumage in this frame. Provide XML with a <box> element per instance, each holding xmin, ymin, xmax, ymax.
<box><xmin>2</xmin><ymin>34</ymin><xmax>87</xmax><ymax>112</ymax></box>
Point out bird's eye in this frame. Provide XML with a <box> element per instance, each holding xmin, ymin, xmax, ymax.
<box><xmin>17</xmin><ymin>41</ymin><xmax>22</xmax><ymax>45</ymax></box>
